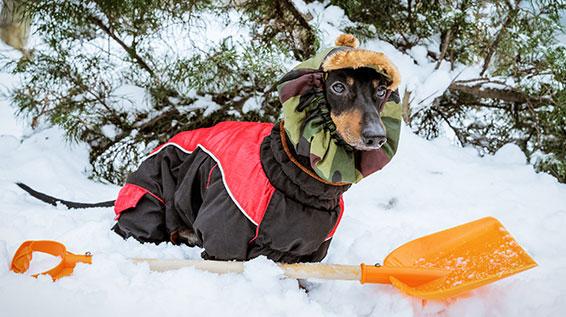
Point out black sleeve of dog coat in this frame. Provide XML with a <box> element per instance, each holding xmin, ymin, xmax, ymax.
<box><xmin>112</xmin><ymin>195</ymin><xmax>168</xmax><ymax>243</ymax></box>
<box><xmin>299</xmin><ymin>239</ymin><xmax>331</xmax><ymax>263</ymax></box>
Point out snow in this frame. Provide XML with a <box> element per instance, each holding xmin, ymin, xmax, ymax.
<box><xmin>242</xmin><ymin>94</ymin><xmax>262</xmax><ymax>114</ymax></box>
<box><xmin>0</xmin><ymin>105</ymin><xmax>23</xmax><ymax>137</ymax></box>
<box><xmin>408</xmin><ymin>46</ymin><xmax>430</xmax><ymax>65</ymax></box>
<box><xmin>492</xmin><ymin>144</ymin><xmax>527</xmax><ymax>165</ymax></box>
<box><xmin>100</xmin><ymin>124</ymin><xmax>119</xmax><ymax>140</ymax></box>
<box><xmin>1</xmin><ymin>88</ymin><xmax>566</xmax><ymax>316</ymax></box>
<box><xmin>1</xmin><ymin>3</ymin><xmax>566</xmax><ymax>316</ymax></box>
<box><xmin>111</xmin><ymin>85</ymin><xmax>151</xmax><ymax>113</ymax></box>
<box><xmin>183</xmin><ymin>94</ymin><xmax>221</xmax><ymax>117</ymax></box>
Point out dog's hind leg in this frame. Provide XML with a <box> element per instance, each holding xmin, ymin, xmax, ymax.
<box><xmin>112</xmin><ymin>195</ymin><xmax>169</xmax><ymax>244</ymax></box>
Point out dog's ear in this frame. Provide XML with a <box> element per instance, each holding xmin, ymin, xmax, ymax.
<box><xmin>388</xmin><ymin>89</ymin><xmax>400</xmax><ymax>104</ymax></box>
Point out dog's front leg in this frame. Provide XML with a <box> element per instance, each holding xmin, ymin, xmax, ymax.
<box><xmin>297</xmin><ymin>278</ymin><xmax>320</xmax><ymax>293</ymax></box>
<box><xmin>170</xmin><ymin>227</ymin><xmax>199</xmax><ymax>247</ymax></box>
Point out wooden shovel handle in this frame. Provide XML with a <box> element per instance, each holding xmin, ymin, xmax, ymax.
<box><xmin>131</xmin><ymin>258</ymin><xmax>361</xmax><ymax>281</ymax></box>
<box><xmin>131</xmin><ymin>258</ymin><xmax>448</xmax><ymax>286</ymax></box>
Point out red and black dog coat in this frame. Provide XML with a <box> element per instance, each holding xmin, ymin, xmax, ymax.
<box><xmin>112</xmin><ymin>121</ymin><xmax>348</xmax><ymax>263</ymax></box>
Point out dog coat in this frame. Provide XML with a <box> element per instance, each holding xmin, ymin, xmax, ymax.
<box><xmin>113</xmin><ymin>122</ymin><xmax>349</xmax><ymax>262</ymax></box>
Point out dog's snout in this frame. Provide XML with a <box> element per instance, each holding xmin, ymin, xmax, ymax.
<box><xmin>362</xmin><ymin>132</ymin><xmax>387</xmax><ymax>148</ymax></box>
<box><xmin>361</xmin><ymin>108</ymin><xmax>386</xmax><ymax>148</ymax></box>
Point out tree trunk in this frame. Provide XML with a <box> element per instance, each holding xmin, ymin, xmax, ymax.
<box><xmin>0</xmin><ymin>0</ymin><xmax>31</xmax><ymax>53</ymax></box>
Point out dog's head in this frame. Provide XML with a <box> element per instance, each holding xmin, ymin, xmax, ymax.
<box><xmin>324</xmin><ymin>67</ymin><xmax>391</xmax><ymax>151</ymax></box>
<box><xmin>277</xmin><ymin>34</ymin><xmax>402</xmax><ymax>183</ymax></box>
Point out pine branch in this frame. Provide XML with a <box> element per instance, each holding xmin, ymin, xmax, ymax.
<box><xmin>449</xmin><ymin>81</ymin><xmax>555</xmax><ymax>106</ymax></box>
<box><xmin>87</xmin><ymin>15</ymin><xmax>156</xmax><ymax>79</ymax></box>
<box><xmin>431</xmin><ymin>106</ymin><xmax>465</xmax><ymax>146</ymax></box>
<box><xmin>279</xmin><ymin>0</ymin><xmax>317</xmax><ymax>59</ymax></box>
<box><xmin>280</xmin><ymin>0</ymin><xmax>310</xmax><ymax>32</ymax></box>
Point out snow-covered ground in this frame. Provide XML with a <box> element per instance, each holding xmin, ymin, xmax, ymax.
<box><xmin>2</xmin><ymin>89</ymin><xmax>566</xmax><ymax>316</ymax></box>
<box><xmin>1</xmin><ymin>3</ymin><xmax>566</xmax><ymax>316</ymax></box>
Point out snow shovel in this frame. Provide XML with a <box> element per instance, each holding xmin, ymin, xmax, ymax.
<box><xmin>10</xmin><ymin>217</ymin><xmax>536</xmax><ymax>300</ymax></box>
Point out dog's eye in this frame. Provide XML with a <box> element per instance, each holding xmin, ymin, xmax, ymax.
<box><xmin>375</xmin><ymin>85</ymin><xmax>387</xmax><ymax>98</ymax></box>
<box><xmin>331</xmin><ymin>82</ymin><xmax>346</xmax><ymax>95</ymax></box>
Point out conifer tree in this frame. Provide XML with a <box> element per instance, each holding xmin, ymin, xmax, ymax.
<box><xmin>0</xmin><ymin>0</ymin><xmax>317</xmax><ymax>183</ymax></box>
<box><xmin>334</xmin><ymin>0</ymin><xmax>566</xmax><ymax>182</ymax></box>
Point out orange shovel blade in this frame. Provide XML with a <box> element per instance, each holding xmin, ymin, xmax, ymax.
<box><xmin>382</xmin><ymin>217</ymin><xmax>537</xmax><ymax>300</ymax></box>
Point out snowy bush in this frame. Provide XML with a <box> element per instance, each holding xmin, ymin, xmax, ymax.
<box><xmin>332</xmin><ymin>0</ymin><xmax>566</xmax><ymax>182</ymax></box>
<box><xmin>1</xmin><ymin>0</ymin><xmax>314</xmax><ymax>183</ymax></box>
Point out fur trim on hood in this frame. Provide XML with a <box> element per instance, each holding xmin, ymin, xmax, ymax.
<box><xmin>322</xmin><ymin>34</ymin><xmax>400</xmax><ymax>90</ymax></box>
<box><xmin>322</xmin><ymin>49</ymin><xmax>400</xmax><ymax>90</ymax></box>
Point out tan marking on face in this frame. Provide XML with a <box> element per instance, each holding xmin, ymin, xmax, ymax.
<box><xmin>331</xmin><ymin>109</ymin><xmax>363</xmax><ymax>146</ymax></box>
<box><xmin>372</xmin><ymin>79</ymin><xmax>379</xmax><ymax>88</ymax></box>
<box><xmin>346</xmin><ymin>76</ymin><xmax>354</xmax><ymax>86</ymax></box>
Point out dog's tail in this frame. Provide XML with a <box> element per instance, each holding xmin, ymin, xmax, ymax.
<box><xmin>16</xmin><ymin>182</ymin><xmax>115</xmax><ymax>209</ymax></box>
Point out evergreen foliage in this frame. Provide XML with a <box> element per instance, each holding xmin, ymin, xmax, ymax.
<box><xmin>1</xmin><ymin>0</ymin><xmax>565</xmax><ymax>183</ymax></box>
<box><xmin>1</xmin><ymin>0</ymin><xmax>316</xmax><ymax>183</ymax></box>
<box><xmin>334</xmin><ymin>0</ymin><xmax>566</xmax><ymax>182</ymax></box>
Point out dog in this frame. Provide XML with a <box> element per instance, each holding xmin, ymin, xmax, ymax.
<box><xmin>17</xmin><ymin>34</ymin><xmax>402</xmax><ymax>264</ymax></box>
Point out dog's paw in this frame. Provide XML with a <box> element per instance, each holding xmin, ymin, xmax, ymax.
<box><xmin>170</xmin><ymin>227</ymin><xmax>199</xmax><ymax>247</ymax></box>
<box><xmin>297</xmin><ymin>278</ymin><xmax>320</xmax><ymax>293</ymax></box>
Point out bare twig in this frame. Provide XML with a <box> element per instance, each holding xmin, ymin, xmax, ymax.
<box><xmin>87</xmin><ymin>15</ymin><xmax>156</xmax><ymax>78</ymax></box>
<box><xmin>401</xmin><ymin>87</ymin><xmax>412</xmax><ymax>124</ymax></box>
<box><xmin>435</xmin><ymin>29</ymin><xmax>452</xmax><ymax>70</ymax></box>
<box><xmin>417</xmin><ymin>89</ymin><xmax>443</xmax><ymax>105</ymax></box>
<box><xmin>454</xmin><ymin>78</ymin><xmax>490</xmax><ymax>84</ymax></box>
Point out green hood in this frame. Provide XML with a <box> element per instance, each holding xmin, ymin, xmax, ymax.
<box><xmin>277</xmin><ymin>36</ymin><xmax>402</xmax><ymax>184</ymax></box>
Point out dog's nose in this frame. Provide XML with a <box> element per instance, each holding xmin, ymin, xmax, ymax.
<box><xmin>362</xmin><ymin>133</ymin><xmax>387</xmax><ymax>148</ymax></box>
